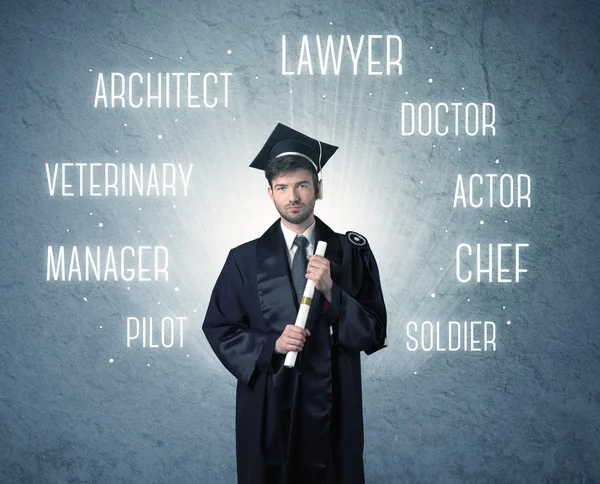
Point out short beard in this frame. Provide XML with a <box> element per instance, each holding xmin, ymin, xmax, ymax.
<box><xmin>276</xmin><ymin>203</ymin><xmax>314</xmax><ymax>225</ymax></box>
<box><xmin>280</xmin><ymin>210</ymin><xmax>312</xmax><ymax>225</ymax></box>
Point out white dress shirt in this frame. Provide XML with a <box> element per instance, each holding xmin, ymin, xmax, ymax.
<box><xmin>280</xmin><ymin>220</ymin><xmax>316</xmax><ymax>268</ymax></box>
<box><xmin>280</xmin><ymin>219</ymin><xmax>333</xmax><ymax>336</ymax></box>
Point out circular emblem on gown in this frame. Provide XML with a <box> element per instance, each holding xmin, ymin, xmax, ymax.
<box><xmin>347</xmin><ymin>231</ymin><xmax>367</xmax><ymax>246</ymax></box>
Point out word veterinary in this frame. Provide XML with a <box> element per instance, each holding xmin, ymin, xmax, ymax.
<box><xmin>45</xmin><ymin>163</ymin><xmax>193</xmax><ymax>197</ymax></box>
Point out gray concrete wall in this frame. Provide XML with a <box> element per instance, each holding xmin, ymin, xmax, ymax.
<box><xmin>1</xmin><ymin>0</ymin><xmax>599</xmax><ymax>482</ymax></box>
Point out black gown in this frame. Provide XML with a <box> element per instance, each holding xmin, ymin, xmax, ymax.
<box><xmin>202</xmin><ymin>216</ymin><xmax>387</xmax><ymax>484</ymax></box>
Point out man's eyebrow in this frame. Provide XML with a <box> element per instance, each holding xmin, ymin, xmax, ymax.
<box><xmin>273</xmin><ymin>180</ymin><xmax>310</xmax><ymax>187</ymax></box>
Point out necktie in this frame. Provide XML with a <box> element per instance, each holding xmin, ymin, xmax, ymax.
<box><xmin>291</xmin><ymin>235</ymin><xmax>309</xmax><ymax>305</ymax></box>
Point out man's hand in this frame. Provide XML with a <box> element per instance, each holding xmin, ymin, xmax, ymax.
<box><xmin>275</xmin><ymin>325</ymin><xmax>311</xmax><ymax>354</ymax></box>
<box><xmin>306</xmin><ymin>254</ymin><xmax>333</xmax><ymax>301</ymax></box>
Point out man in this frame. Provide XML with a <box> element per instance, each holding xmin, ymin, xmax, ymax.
<box><xmin>202</xmin><ymin>123</ymin><xmax>387</xmax><ymax>484</ymax></box>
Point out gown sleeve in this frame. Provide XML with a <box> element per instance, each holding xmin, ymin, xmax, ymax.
<box><xmin>321</xmin><ymin>236</ymin><xmax>387</xmax><ymax>355</ymax></box>
<box><xmin>202</xmin><ymin>249</ymin><xmax>281</xmax><ymax>386</ymax></box>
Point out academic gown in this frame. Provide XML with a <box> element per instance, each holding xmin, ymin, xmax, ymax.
<box><xmin>202</xmin><ymin>217</ymin><xmax>387</xmax><ymax>484</ymax></box>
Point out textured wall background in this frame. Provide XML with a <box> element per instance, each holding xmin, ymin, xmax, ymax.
<box><xmin>1</xmin><ymin>0</ymin><xmax>599</xmax><ymax>482</ymax></box>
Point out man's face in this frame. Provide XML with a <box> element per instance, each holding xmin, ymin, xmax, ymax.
<box><xmin>268</xmin><ymin>169</ymin><xmax>318</xmax><ymax>225</ymax></box>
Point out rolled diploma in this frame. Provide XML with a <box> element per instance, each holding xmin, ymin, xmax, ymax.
<box><xmin>284</xmin><ymin>240</ymin><xmax>328</xmax><ymax>368</ymax></box>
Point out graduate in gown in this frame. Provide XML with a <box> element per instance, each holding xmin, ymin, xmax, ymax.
<box><xmin>202</xmin><ymin>123</ymin><xmax>387</xmax><ymax>484</ymax></box>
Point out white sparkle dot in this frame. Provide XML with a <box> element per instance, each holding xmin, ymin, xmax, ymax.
<box><xmin>127</xmin><ymin>286</ymin><xmax>130</xmax><ymax>290</ymax></box>
<box><xmin>158</xmin><ymin>134</ymin><xmax>163</xmax><ymax>139</ymax></box>
<box><xmin>431</xmin><ymin>293</ymin><xmax>435</xmax><ymax>298</ymax></box>
<box><xmin>100</xmin><ymin>325</ymin><xmax>102</xmax><ymax>328</ymax></box>
<box><xmin>504</xmin><ymin>220</ymin><xmax>508</xmax><ymax>223</ymax></box>
<box><xmin>179</xmin><ymin>56</ymin><xmax>183</xmax><ymax>60</ymax></box>
<box><xmin>173</xmin><ymin>204</ymin><xmax>176</xmax><ymax>209</ymax></box>
<box><xmin>414</xmin><ymin>371</ymin><xmax>417</xmax><ymax>374</ymax></box>
<box><xmin>440</xmin><ymin>267</ymin><xmax>443</xmax><ymax>271</ymax></box>
<box><xmin>186</xmin><ymin>354</ymin><xmax>190</xmax><ymax>357</ymax></box>
<box><xmin>428</xmin><ymin>78</ymin><xmax>433</xmax><ymax>83</ymax></box>
<box><xmin>507</xmin><ymin>320</ymin><xmax>512</xmax><ymax>325</ymax></box>
<box><xmin>369</xmin><ymin>92</ymin><xmax>372</xmax><ymax>96</ymax></box>
<box><xmin>433</xmin><ymin>144</ymin><xmax>436</xmax><ymax>147</ymax></box>
<box><xmin>138</xmin><ymin>207</ymin><xmax>142</xmax><ymax>211</ymax></box>
<box><xmin>322</xmin><ymin>94</ymin><xmax>326</xmax><ymax>98</ymax></box>
<box><xmin>98</xmin><ymin>222</ymin><xmax>103</xmax><ymax>227</ymax></box>
<box><xmin>445</xmin><ymin>229</ymin><xmax>448</xmax><ymax>233</ymax></box>
<box><xmin>175</xmin><ymin>287</ymin><xmax>179</xmax><ymax>292</ymax></box>
<box><xmin>109</xmin><ymin>358</ymin><xmax>114</xmax><ymax>363</ymax></box>
<box><xmin>158</xmin><ymin>301</ymin><xmax>161</xmax><ymax>305</ymax></box>
<box><xmin>175</xmin><ymin>118</ymin><xmax>178</xmax><ymax>122</ymax></box>
<box><xmin>405</xmin><ymin>91</ymin><xmax>408</xmax><ymax>94</ymax></box>
<box><xmin>462</xmin><ymin>87</ymin><xmax>465</xmax><ymax>90</ymax></box>
<box><xmin>90</xmin><ymin>212</ymin><xmax>93</xmax><ymax>215</ymax></box>
<box><xmin>66</xmin><ymin>229</ymin><xmax>69</xmax><ymax>232</ymax></box>
<box><xmin>467</xmin><ymin>298</ymin><xmax>471</xmax><ymax>302</ymax></box>
<box><xmin>89</xmin><ymin>68</ymin><xmax>93</xmax><ymax>72</ymax></box>
<box><xmin>115</xmin><ymin>150</ymin><xmax>118</xmax><ymax>153</ymax></box>
<box><xmin>480</xmin><ymin>220</ymin><xmax>484</xmax><ymax>225</ymax></box>
<box><xmin>137</xmin><ymin>230</ymin><xmax>140</xmax><ymax>233</ymax></box>
<box><xmin>83</xmin><ymin>296</ymin><xmax>88</xmax><ymax>302</ymax></box>
<box><xmin>495</xmin><ymin>158</ymin><xmax>500</xmax><ymax>163</ymax></box>
<box><xmin>149</xmin><ymin>56</ymin><xmax>153</xmax><ymax>60</ymax></box>
<box><xmin>147</xmin><ymin>363</ymin><xmax>150</xmax><ymax>366</ymax></box>
<box><xmin>227</xmin><ymin>49</ymin><xmax>231</xmax><ymax>54</ymax></box>
<box><xmin>124</xmin><ymin>123</ymin><xmax>127</xmax><ymax>127</ymax></box>
<box><xmin>458</xmin><ymin>147</ymin><xmax>461</xmax><ymax>151</ymax></box>
<box><xmin>193</xmin><ymin>309</ymin><xmax>197</xmax><ymax>313</ymax></box>
<box><xmin>420</xmin><ymin>180</ymin><xmax>423</xmax><ymax>184</ymax></box>
<box><xmin>289</xmin><ymin>90</ymin><xmax>293</xmax><ymax>93</ymax></box>
<box><xmin>502</xmin><ymin>306</ymin><xmax>506</xmax><ymax>309</ymax></box>
<box><xmin>255</xmin><ymin>76</ymin><xmax>258</xmax><ymax>79</ymax></box>
<box><xmin>233</xmin><ymin>117</ymin><xmax>236</xmax><ymax>120</ymax></box>
<box><xmin>329</xmin><ymin>21</ymin><xmax>333</xmax><ymax>25</ymax></box>
<box><xmin>170</xmin><ymin>234</ymin><xmax>173</xmax><ymax>238</ymax></box>
<box><xmin>430</xmin><ymin>46</ymin><xmax>433</xmax><ymax>49</ymax></box>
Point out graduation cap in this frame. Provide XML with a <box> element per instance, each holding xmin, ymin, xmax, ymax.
<box><xmin>249</xmin><ymin>123</ymin><xmax>338</xmax><ymax>200</ymax></box>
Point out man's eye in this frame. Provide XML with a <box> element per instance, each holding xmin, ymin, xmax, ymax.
<box><xmin>277</xmin><ymin>186</ymin><xmax>286</xmax><ymax>191</ymax></box>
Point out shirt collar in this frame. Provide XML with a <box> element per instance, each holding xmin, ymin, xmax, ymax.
<box><xmin>280</xmin><ymin>219</ymin><xmax>316</xmax><ymax>250</ymax></box>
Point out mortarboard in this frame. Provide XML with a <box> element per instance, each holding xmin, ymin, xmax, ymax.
<box><xmin>249</xmin><ymin>123</ymin><xmax>338</xmax><ymax>199</ymax></box>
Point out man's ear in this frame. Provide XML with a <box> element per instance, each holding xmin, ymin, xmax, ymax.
<box><xmin>315</xmin><ymin>180</ymin><xmax>322</xmax><ymax>200</ymax></box>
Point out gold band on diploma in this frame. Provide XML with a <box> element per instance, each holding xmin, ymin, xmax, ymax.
<box><xmin>301</xmin><ymin>296</ymin><xmax>312</xmax><ymax>305</ymax></box>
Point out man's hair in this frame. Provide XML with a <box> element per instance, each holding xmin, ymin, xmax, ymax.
<box><xmin>265</xmin><ymin>155</ymin><xmax>318</xmax><ymax>188</ymax></box>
